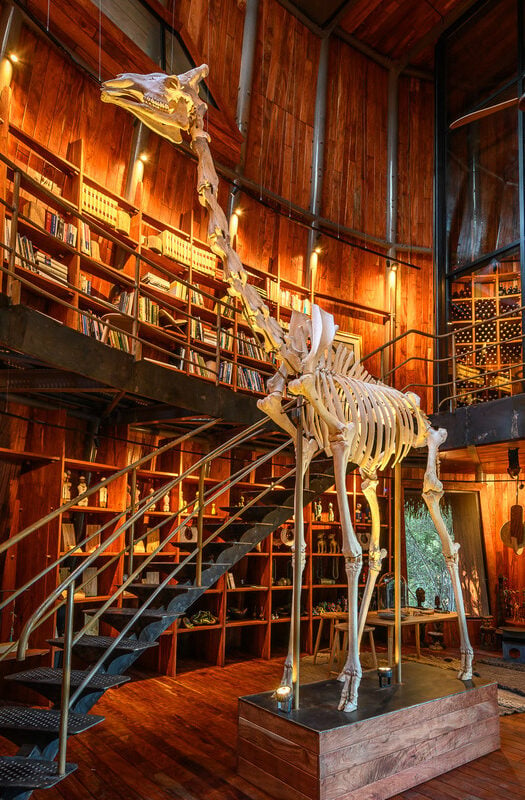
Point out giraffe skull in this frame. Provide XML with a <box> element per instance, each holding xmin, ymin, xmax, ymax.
<box><xmin>101</xmin><ymin>65</ymin><xmax>209</xmax><ymax>144</ymax></box>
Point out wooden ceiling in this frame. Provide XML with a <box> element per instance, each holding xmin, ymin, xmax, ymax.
<box><xmin>440</xmin><ymin>439</ymin><xmax>525</xmax><ymax>476</ymax></box>
<box><xmin>289</xmin><ymin>0</ymin><xmax>481</xmax><ymax>68</ymax></box>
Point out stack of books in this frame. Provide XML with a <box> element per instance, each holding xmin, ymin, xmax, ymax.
<box><xmin>44</xmin><ymin>210</ymin><xmax>77</xmax><ymax>247</ymax></box>
<box><xmin>79</xmin><ymin>313</ymin><xmax>106</xmax><ymax>341</ymax></box>
<box><xmin>161</xmin><ymin>229</ymin><xmax>192</xmax><ymax>265</ymax></box>
<box><xmin>238</xmin><ymin>332</ymin><xmax>265</xmax><ymax>360</ymax></box>
<box><xmin>35</xmin><ymin>253</ymin><xmax>68</xmax><ymax>285</ymax></box>
<box><xmin>237</xmin><ymin>366</ymin><xmax>264</xmax><ymax>393</ymax></box>
<box><xmin>142</xmin><ymin>272</ymin><xmax>170</xmax><ymax>292</ymax></box>
<box><xmin>219</xmin><ymin>361</ymin><xmax>234</xmax><ymax>384</ymax></box>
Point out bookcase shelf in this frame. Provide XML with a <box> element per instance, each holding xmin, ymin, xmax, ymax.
<box><xmin>1</xmin><ymin>125</ymin><xmax>338</xmax><ymax>398</ymax></box>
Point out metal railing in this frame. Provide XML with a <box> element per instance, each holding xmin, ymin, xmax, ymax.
<box><xmin>361</xmin><ymin>301</ymin><xmax>525</xmax><ymax>412</ymax></box>
<box><xmin>0</xmin><ymin>395</ymin><xmax>300</xmax><ymax>773</ymax></box>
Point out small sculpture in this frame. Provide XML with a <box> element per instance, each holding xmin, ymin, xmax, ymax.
<box><xmin>162</xmin><ymin>492</ymin><xmax>170</xmax><ymax>512</ymax></box>
<box><xmin>355</xmin><ymin>503</ymin><xmax>362</xmax><ymax>522</ymax></box>
<box><xmin>314</xmin><ymin>499</ymin><xmax>323</xmax><ymax>522</ymax></box>
<box><xmin>211</xmin><ymin>502</ymin><xmax>216</xmax><ymax>515</ymax></box>
<box><xmin>416</xmin><ymin>587</ymin><xmax>426</xmax><ymax>608</ymax></box>
<box><xmin>62</xmin><ymin>470</ymin><xmax>72</xmax><ymax>503</ymax></box>
<box><xmin>317</xmin><ymin>532</ymin><xmax>326</xmax><ymax>553</ymax></box>
<box><xmin>327</xmin><ymin>531</ymin><xmax>338</xmax><ymax>554</ymax></box>
<box><xmin>328</xmin><ymin>501</ymin><xmax>335</xmax><ymax>522</ymax></box>
<box><xmin>98</xmin><ymin>477</ymin><xmax>108</xmax><ymax>508</ymax></box>
<box><xmin>77</xmin><ymin>475</ymin><xmax>88</xmax><ymax>507</ymax></box>
<box><xmin>148</xmin><ymin>487</ymin><xmax>156</xmax><ymax>511</ymax></box>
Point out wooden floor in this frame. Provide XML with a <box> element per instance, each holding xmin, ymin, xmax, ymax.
<box><xmin>33</xmin><ymin>657</ymin><xmax>525</xmax><ymax>800</ymax></box>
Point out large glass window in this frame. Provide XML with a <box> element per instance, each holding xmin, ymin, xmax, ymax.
<box><xmin>436</xmin><ymin>0</ymin><xmax>524</xmax><ymax>408</ymax></box>
<box><xmin>443</xmin><ymin>0</ymin><xmax>519</xmax><ymax>271</ymax></box>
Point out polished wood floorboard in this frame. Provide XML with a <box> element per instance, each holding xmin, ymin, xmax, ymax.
<box><xmin>31</xmin><ymin>657</ymin><xmax>525</xmax><ymax>800</ymax></box>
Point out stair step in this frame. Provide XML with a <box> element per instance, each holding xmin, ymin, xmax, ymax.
<box><xmin>49</xmin><ymin>635</ymin><xmax>158</xmax><ymax>661</ymax></box>
<box><xmin>5</xmin><ymin>667</ymin><xmax>129</xmax><ymax>693</ymax></box>
<box><xmin>0</xmin><ymin>706</ymin><xmax>103</xmax><ymax>736</ymax></box>
<box><xmin>128</xmin><ymin>582</ymin><xmax>206</xmax><ymax>605</ymax></box>
<box><xmin>0</xmin><ymin>756</ymin><xmax>76</xmax><ymax>790</ymax></box>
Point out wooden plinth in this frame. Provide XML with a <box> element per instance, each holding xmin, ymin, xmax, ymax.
<box><xmin>237</xmin><ymin>662</ymin><xmax>500</xmax><ymax>800</ymax></box>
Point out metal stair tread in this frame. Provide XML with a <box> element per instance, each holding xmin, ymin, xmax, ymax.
<box><xmin>4</xmin><ymin>667</ymin><xmax>129</xmax><ymax>691</ymax></box>
<box><xmin>0</xmin><ymin>706</ymin><xmax>103</xmax><ymax>735</ymax></box>
<box><xmin>0</xmin><ymin>757</ymin><xmax>77</xmax><ymax>789</ymax></box>
<box><xmin>87</xmin><ymin>606</ymin><xmax>182</xmax><ymax>619</ymax></box>
<box><xmin>48</xmin><ymin>635</ymin><xmax>158</xmax><ymax>653</ymax></box>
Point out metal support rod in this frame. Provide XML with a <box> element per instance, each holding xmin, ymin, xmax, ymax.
<box><xmin>451</xmin><ymin>331</ymin><xmax>457</xmax><ymax>413</ymax></box>
<box><xmin>307</xmin><ymin>35</ymin><xmax>329</xmax><ymax>285</ymax></box>
<box><xmin>236</xmin><ymin>0</ymin><xmax>259</xmax><ymax>172</ymax></box>
<box><xmin>58</xmin><ymin>583</ymin><xmax>74</xmax><ymax>776</ymax></box>
<box><xmin>394</xmin><ymin>463</ymin><xmax>402</xmax><ymax>684</ymax></box>
<box><xmin>196</xmin><ymin>464</ymin><xmax>205</xmax><ymax>587</ymax></box>
<box><xmin>128</xmin><ymin>467</ymin><xmax>137</xmax><ymax>578</ymax></box>
<box><xmin>228</xmin><ymin>0</ymin><xmax>259</xmax><ymax>219</ymax></box>
<box><xmin>386</xmin><ymin>67</ymin><xmax>400</xmax><ymax>381</ymax></box>
<box><xmin>6</xmin><ymin>167</ymin><xmax>19</xmax><ymax>300</ymax></box>
<box><xmin>293</xmin><ymin>403</ymin><xmax>304</xmax><ymax>710</ymax></box>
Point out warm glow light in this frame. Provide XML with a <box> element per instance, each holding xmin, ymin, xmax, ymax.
<box><xmin>275</xmin><ymin>685</ymin><xmax>292</xmax><ymax>700</ymax></box>
<box><xmin>139</xmin><ymin>153</ymin><xmax>148</xmax><ymax>163</ymax></box>
<box><xmin>229</xmin><ymin>209</ymin><xmax>240</xmax><ymax>239</ymax></box>
<box><xmin>8</xmin><ymin>53</ymin><xmax>18</xmax><ymax>63</ymax></box>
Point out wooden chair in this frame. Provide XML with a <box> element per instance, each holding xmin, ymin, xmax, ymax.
<box><xmin>328</xmin><ymin>622</ymin><xmax>377</xmax><ymax>674</ymax></box>
<box><xmin>313</xmin><ymin>611</ymin><xmax>347</xmax><ymax>664</ymax></box>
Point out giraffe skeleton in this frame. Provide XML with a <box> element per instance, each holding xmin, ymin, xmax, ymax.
<box><xmin>101</xmin><ymin>64</ymin><xmax>473</xmax><ymax>711</ymax></box>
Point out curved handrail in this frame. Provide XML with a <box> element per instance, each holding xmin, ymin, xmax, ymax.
<box><xmin>16</xmin><ymin>404</ymin><xmax>294</xmax><ymax>657</ymax></box>
<box><xmin>0</xmin><ymin>417</ymin><xmax>218</xmax><ymax>558</ymax></box>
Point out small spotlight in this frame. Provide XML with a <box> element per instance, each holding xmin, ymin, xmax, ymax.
<box><xmin>139</xmin><ymin>153</ymin><xmax>148</xmax><ymax>163</ymax></box>
<box><xmin>233</xmin><ymin>208</ymin><xmax>241</xmax><ymax>217</ymax></box>
<box><xmin>274</xmin><ymin>684</ymin><xmax>293</xmax><ymax>713</ymax></box>
<box><xmin>8</xmin><ymin>53</ymin><xmax>18</xmax><ymax>63</ymax></box>
<box><xmin>314</xmin><ymin>246</ymin><xmax>322</xmax><ymax>254</ymax></box>
<box><xmin>390</xmin><ymin>262</ymin><xmax>398</xmax><ymax>272</ymax></box>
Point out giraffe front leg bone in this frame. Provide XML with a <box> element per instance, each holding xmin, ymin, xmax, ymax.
<box><xmin>422</xmin><ymin>427</ymin><xmax>473</xmax><ymax>681</ymax></box>
<box><xmin>357</xmin><ymin>472</ymin><xmax>387</xmax><ymax>640</ymax></box>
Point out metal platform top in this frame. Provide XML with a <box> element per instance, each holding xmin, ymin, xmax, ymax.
<box><xmin>240</xmin><ymin>662</ymin><xmax>496</xmax><ymax>733</ymax></box>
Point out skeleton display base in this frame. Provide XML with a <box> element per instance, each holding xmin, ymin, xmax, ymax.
<box><xmin>238</xmin><ymin>662</ymin><xmax>499</xmax><ymax>800</ymax></box>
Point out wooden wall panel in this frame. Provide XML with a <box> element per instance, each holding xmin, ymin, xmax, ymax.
<box><xmin>244</xmin><ymin>0</ymin><xmax>320</xmax><ymax>209</ymax></box>
<box><xmin>7</xmin><ymin>0</ymin><xmax>436</xmax><ymax>390</ymax></box>
<box><xmin>10</xmin><ymin>25</ymin><xmax>133</xmax><ymax>191</ymax></box>
<box><xmin>323</xmin><ymin>38</ymin><xmax>388</xmax><ymax>239</ymax></box>
<box><xmin>479</xmin><ymin>474</ymin><xmax>525</xmax><ymax>617</ymax></box>
<box><xmin>176</xmin><ymin>0</ymin><xmax>245</xmax><ymax>121</ymax></box>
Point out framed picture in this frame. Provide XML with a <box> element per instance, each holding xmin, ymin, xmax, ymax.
<box><xmin>334</xmin><ymin>330</ymin><xmax>361</xmax><ymax>364</ymax></box>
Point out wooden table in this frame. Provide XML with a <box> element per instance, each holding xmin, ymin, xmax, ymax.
<box><xmin>366</xmin><ymin>610</ymin><xmax>459</xmax><ymax>665</ymax></box>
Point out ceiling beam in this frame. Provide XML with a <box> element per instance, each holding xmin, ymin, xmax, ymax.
<box><xmin>334</xmin><ymin>27</ymin><xmax>433</xmax><ymax>81</ymax></box>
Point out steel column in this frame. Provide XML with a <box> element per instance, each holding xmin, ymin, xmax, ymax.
<box><xmin>307</xmin><ymin>35</ymin><xmax>329</xmax><ymax>285</ymax></box>
<box><xmin>228</xmin><ymin>0</ymin><xmax>259</xmax><ymax>219</ymax></box>
<box><xmin>293</xmin><ymin>403</ymin><xmax>304</xmax><ymax>709</ymax></box>
<box><xmin>394</xmin><ymin>462</ymin><xmax>402</xmax><ymax>684</ymax></box>
<box><xmin>386</xmin><ymin>68</ymin><xmax>400</xmax><ymax>382</ymax></box>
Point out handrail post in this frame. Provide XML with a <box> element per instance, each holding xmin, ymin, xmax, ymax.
<box><xmin>196</xmin><ymin>464</ymin><xmax>205</xmax><ymax>586</ymax></box>
<box><xmin>293</xmin><ymin>400</ymin><xmax>304</xmax><ymax>710</ymax></box>
<box><xmin>132</xmin><ymin>253</ymin><xmax>141</xmax><ymax>360</ymax></box>
<box><xmin>451</xmin><ymin>331</ymin><xmax>457</xmax><ymax>412</ymax></box>
<box><xmin>128</xmin><ymin>467</ymin><xmax>137</xmax><ymax>578</ymax></box>
<box><xmin>6</xmin><ymin>167</ymin><xmax>20</xmax><ymax>302</ymax></box>
<box><xmin>58</xmin><ymin>583</ymin><xmax>74</xmax><ymax>776</ymax></box>
<box><xmin>380</xmin><ymin>347</ymin><xmax>386</xmax><ymax>383</ymax></box>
